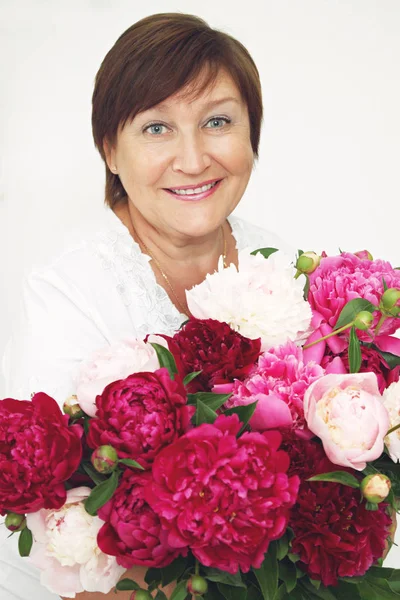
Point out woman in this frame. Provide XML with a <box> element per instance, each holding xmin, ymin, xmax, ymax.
<box><xmin>1</xmin><ymin>13</ymin><xmax>291</xmax><ymax>600</ymax></box>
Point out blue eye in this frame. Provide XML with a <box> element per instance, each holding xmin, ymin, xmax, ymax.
<box><xmin>205</xmin><ymin>117</ymin><xmax>231</xmax><ymax>128</ymax></box>
<box><xmin>145</xmin><ymin>123</ymin><xmax>168</xmax><ymax>135</ymax></box>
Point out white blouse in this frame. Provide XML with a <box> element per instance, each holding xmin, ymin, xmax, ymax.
<box><xmin>0</xmin><ymin>209</ymin><xmax>291</xmax><ymax>600</ymax></box>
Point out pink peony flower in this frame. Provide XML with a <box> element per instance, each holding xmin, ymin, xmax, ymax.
<box><xmin>382</xmin><ymin>380</ymin><xmax>400</xmax><ymax>463</ymax></box>
<box><xmin>98</xmin><ymin>471</ymin><xmax>181</xmax><ymax>568</ymax></box>
<box><xmin>304</xmin><ymin>373</ymin><xmax>390</xmax><ymax>470</ymax></box>
<box><xmin>26</xmin><ymin>487</ymin><xmax>125</xmax><ymax>598</ymax></box>
<box><xmin>87</xmin><ymin>368</ymin><xmax>194</xmax><ymax>469</ymax></box>
<box><xmin>225</xmin><ymin>342</ymin><xmax>325</xmax><ymax>438</ymax></box>
<box><xmin>308</xmin><ymin>252</ymin><xmax>400</xmax><ymax>335</ymax></box>
<box><xmin>145</xmin><ymin>414</ymin><xmax>299</xmax><ymax>574</ymax></box>
<box><xmin>75</xmin><ymin>338</ymin><xmax>159</xmax><ymax>417</ymax></box>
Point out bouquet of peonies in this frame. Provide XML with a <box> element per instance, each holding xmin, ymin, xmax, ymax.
<box><xmin>1</xmin><ymin>246</ymin><xmax>400</xmax><ymax>600</ymax></box>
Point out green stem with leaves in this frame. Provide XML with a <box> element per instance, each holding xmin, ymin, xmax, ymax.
<box><xmin>387</xmin><ymin>422</ymin><xmax>400</xmax><ymax>436</ymax></box>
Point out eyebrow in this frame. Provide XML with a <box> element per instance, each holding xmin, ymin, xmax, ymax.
<box><xmin>152</xmin><ymin>96</ymin><xmax>240</xmax><ymax>113</ymax></box>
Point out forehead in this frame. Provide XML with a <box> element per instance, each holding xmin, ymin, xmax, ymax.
<box><xmin>148</xmin><ymin>70</ymin><xmax>243</xmax><ymax>113</ymax></box>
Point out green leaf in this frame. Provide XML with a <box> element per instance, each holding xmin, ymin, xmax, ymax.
<box><xmin>155</xmin><ymin>591</ymin><xmax>168</xmax><ymax>600</ymax></box>
<box><xmin>383</xmin><ymin>277</ymin><xmax>389</xmax><ymax>292</ymax></box>
<box><xmin>18</xmin><ymin>527</ymin><xmax>33</xmax><ymax>557</ymax></box>
<box><xmin>217</xmin><ymin>583</ymin><xmax>248</xmax><ymax>600</ymax></box>
<box><xmin>298</xmin><ymin>250</ymin><xmax>304</xmax><ymax>257</ymax></box>
<box><xmin>224</xmin><ymin>402</ymin><xmax>258</xmax><ymax>434</ymax></box>
<box><xmin>150</xmin><ymin>343</ymin><xmax>178</xmax><ymax>379</ymax></box>
<box><xmin>203</xmin><ymin>569</ymin><xmax>246</xmax><ymax>587</ymax></box>
<box><xmin>253</xmin><ymin>542</ymin><xmax>278</xmax><ymax>599</ymax></box>
<box><xmin>84</xmin><ymin>470</ymin><xmax>119</xmax><ymax>516</ymax></box>
<box><xmin>375</xmin><ymin>349</ymin><xmax>400</xmax><ymax>370</ymax></box>
<box><xmin>81</xmin><ymin>461</ymin><xmax>107</xmax><ymax>485</ymax></box>
<box><xmin>196</xmin><ymin>399</ymin><xmax>218</xmax><ymax>426</ymax></box>
<box><xmin>334</xmin><ymin>298</ymin><xmax>377</xmax><ymax>331</ymax></box>
<box><xmin>161</xmin><ymin>555</ymin><xmax>188</xmax><ymax>586</ymax></box>
<box><xmin>170</xmin><ymin>580</ymin><xmax>189</xmax><ymax>600</ymax></box>
<box><xmin>349</xmin><ymin>326</ymin><xmax>362</xmax><ymax>373</ymax></box>
<box><xmin>358</xmin><ymin>576</ymin><xmax>400</xmax><ymax>599</ymax></box>
<box><xmin>299</xmin><ymin>580</ymin><xmax>337</xmax><ymax>599</ymax></box>
<box><xmin>187</xmin><ymin>392</ymin><xmax>231</xmax><ymax>410</ymax></box>
<box><xmin>335</xmin><ymin>581</ymin><xmax>362</xmax><ymax>599</ymax></box>
<box><xmin>183</xmin><ymin>371</ymin><xmax>202</xmax><ymax>386</ymax></box>
<box><xmin>118</xmin><ymin>458</ymin><xmax>145</xmax><ymax>470</ymax></box>
<box><xmin>276</xmin><ymin>533</ymin><xmax>290</xmax><ymax>560</ymax></box>
<box><xmin>145</xmin><ymin>567</ymin><xmax>162</xmax><ymax>586</ymax></box>
<box><xmin>278</xmin><ymin>561</ymin><xmax>297</xmax><ymax>593</ymax></box>
<box><xmin>307</xmin><ymin>471</ymin><xmax>360</xmax><ymax>489</ymax></box>
<box><xmin>115</xmin><ymin>578</ymin><xmax>140</xmax><ymax>591</ymax></box>
<box><xmin>273</xmin><ymin>584</ymin><xmax>290</xmax><ymax>600</ymax></box>
<box><xmin>251</xmin><ymin>247</ymin><xmax>279</xmax><ymax>259</ymax></box>
<box><xmin>204</xmin><ymin>583</ymin><xmax>224</xmax><ymax>600</ymax></box>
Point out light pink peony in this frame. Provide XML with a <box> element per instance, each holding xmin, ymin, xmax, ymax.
<box><xmin>26</xmin><ymin>487</ymin><xmax>125</xmax><ymax>598</ymax></box>
<box><xmin>186</xmin><ymin>250</ymin><xmax>312</xmax><ymax>351</ymax></box>
<box><xmin>75</xmin><ymin>338</ymin><xmax>159</xmax><ymax>417</ymax></box>
<box><xmin>382</xmin><ymin>380</ymin><xmax>400</xmax><ymax>463</ymax></box>
<box><xmin>308</xmin><ymin>252</ymin><xmax>400</xmax><ymax>335</ymax></box>
<box><xmin>225</xmin><ymin>341</ymin><xmax>325</xmax><ymax>438</ymax></box>
<box><xmin>304</xmin><ymin>373</ymin><xmax>390</xmax><ymax>470</ymax></box>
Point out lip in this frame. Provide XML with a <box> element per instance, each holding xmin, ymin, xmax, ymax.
<box><xmin>164</xmin><ymin>178</ymin><xmax>222</xmax><ymax>191</ymax></box>
<box><xmin>163</xmin><ymin>178</ymin><xmax>223</xmax><ymax>201</ymax></box>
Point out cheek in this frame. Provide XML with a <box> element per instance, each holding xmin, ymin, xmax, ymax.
<box><xmin>217</xmin><ymin>137</ymin><xmax>253</xmax><ymax>176</ymax></box>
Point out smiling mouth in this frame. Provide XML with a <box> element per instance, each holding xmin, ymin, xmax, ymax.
<box><xmin>165</xmin><ymin>179</ymin><xmax>222</xmax><ymax>196</ymax></box>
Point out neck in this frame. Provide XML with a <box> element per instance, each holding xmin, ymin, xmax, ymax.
<box><xmin>117</xmin><ymin>200</ymin><xmax>228</xmax><ymax>273</ymax></box>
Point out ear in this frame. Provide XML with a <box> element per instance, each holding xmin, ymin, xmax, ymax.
<box><xmin>103</xmin><ymin>138</ymin><xmax>117</xmax><ymax>172</ymax></box>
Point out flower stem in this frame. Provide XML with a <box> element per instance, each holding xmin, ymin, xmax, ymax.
<box><xmin>195</xmin><ymin>560</ymin><xmax>200</xmax><ymax>576</ymax></box>
<box><xmin>303</xmin><ymin>322</ymin><xmax>354</xmax><ymax>349</ymax></box>
<box><xmin>387</xmin><ymin>422</ymin><xmax>400</xmax><ymax>436</ymax></box>
<box><xmin>374</xmin><ymin>314</ymin><xmax>387</xmax><ymax>338</ymax></box>
<box><xmin>294</xmin><ymin>271</ymin><xmax>301</xmax><ymax>279</ymax></box>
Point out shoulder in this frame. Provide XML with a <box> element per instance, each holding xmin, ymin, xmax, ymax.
<box><xmin>228</xmin><ymin>214</ymin><xmax>295</xmax><ymax>260</ymax></box>
<box><xmin>26</xmin><ymin>206</ymin><xmax>132</xmax><ymax>286</ymax></box>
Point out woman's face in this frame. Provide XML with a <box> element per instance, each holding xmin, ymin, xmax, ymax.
<box><xmin>105</xmin><ymin>69</ymin><xmax>254</xmax><ymax>239</ymax></box>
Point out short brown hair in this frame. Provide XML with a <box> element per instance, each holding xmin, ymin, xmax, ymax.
<box><xmin>92</xmin><ymin>13</ymin><xmax>263</xmax><ymax>207</ymax></box>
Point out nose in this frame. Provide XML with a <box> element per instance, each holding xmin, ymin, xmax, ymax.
<box><xmin>171</xmin><ymin>130</ymin><xmax>211</xmax><ymax>174</ymax></box>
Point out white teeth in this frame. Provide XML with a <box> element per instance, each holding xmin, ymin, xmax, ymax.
<box><xmin>171</xmin><ymin>181</ymin><xmax>218</xmax><ymax>195</ymax></box>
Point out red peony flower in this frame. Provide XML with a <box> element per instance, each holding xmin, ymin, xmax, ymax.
<box><xmin>160</xmin><ymin>318</ymin><xmax>261</xmax><ymax>393</ymax></box>
<box><xmin>87</xmin><ymin>368</ymin><xmax>194</xmax><ymax>469</ymax></box>
<box><xmin>145</xmin><ymin>414</ymin><xmax>299</xmax><ymax>574</ymax></box>
<box><xmin>97</xmin><ymin>471</ymin><xmax>181</xmax><ymax>568</ymax></box>
<box><xmin>321</xmin><ymin>343</ymin><xmax>399</xmax><ymax>394</ymax></box>
<box><xmin>283</xmin><ymin>438</ymin><xmax>392</xmax><ymax>586</ymax></box>
<box><xmin>0</xmin><ymin>393</ymin><xmax>83</xmax><ymax>514</ymax></box>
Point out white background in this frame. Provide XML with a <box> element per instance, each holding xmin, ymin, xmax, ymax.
<box><xmin>0</xmin><ymin>0</ymin><xmax>399</xmax><ymax>570</ymax></box>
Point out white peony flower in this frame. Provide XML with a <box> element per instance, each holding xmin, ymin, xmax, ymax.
<box><xmin>382</xmin><ymin>380</ymin><xmax>400</xmax><ymax>462</ymax></box>
<box><xmin>186</xmin><ymin>249</ymin><xmax>312</xmax><ymax>351</ymax></box>
<box><xmin>26</xmin><ymin>487</ymin><xmax>125</xmax><ymax>598</ymax></box>
<box><xmin>75</xmin><ymin>337</ymin><xmax>159</xmax><ymax>416</ymax></box>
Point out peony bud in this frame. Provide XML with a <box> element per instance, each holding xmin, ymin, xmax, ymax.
<box><xmin>91</xmin><ymin>445</ymin><xmax>119</xmax><ymax>474</ymax></box>
<box><xmin>381</xmin><ymin>288</ymin><xmax>400</xmax><ymax>315</ymax></box>
<box><xmin>361</xmin><ymin>473</ymin><xmax>391</xmax><ymax>504</ymax></box>
<box><xmin>187</xmin><ymin>575</ymin><xmax>208</xmax><ymax>596</ymax></box>
<box><xmin>5</xmin><ymin>512</ymin><xmax>26</xmax><ymax>532</ymax></box>
<box><xmin>296</xmin><ymin>252</ymin><xmax>321</xmax><ymax>275</ymax></box>
<box><xmin>354</xmin><ymin>310</ymin><xmax>374</xmax><ymax>331</ymax></box>
<box><xmin>354</xmin><ymin>250</ymin><xmax>373</xmax><ymax>261</ymax></box>
<box><xmin>130</xmin><ymin>591</ymin><xmax>153</xmax><ymax>600</ymax></box>
<box><xmin>63</xmin><ymin>395</ymin><xmax>84</xmax><ymax>419</ymax></box>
